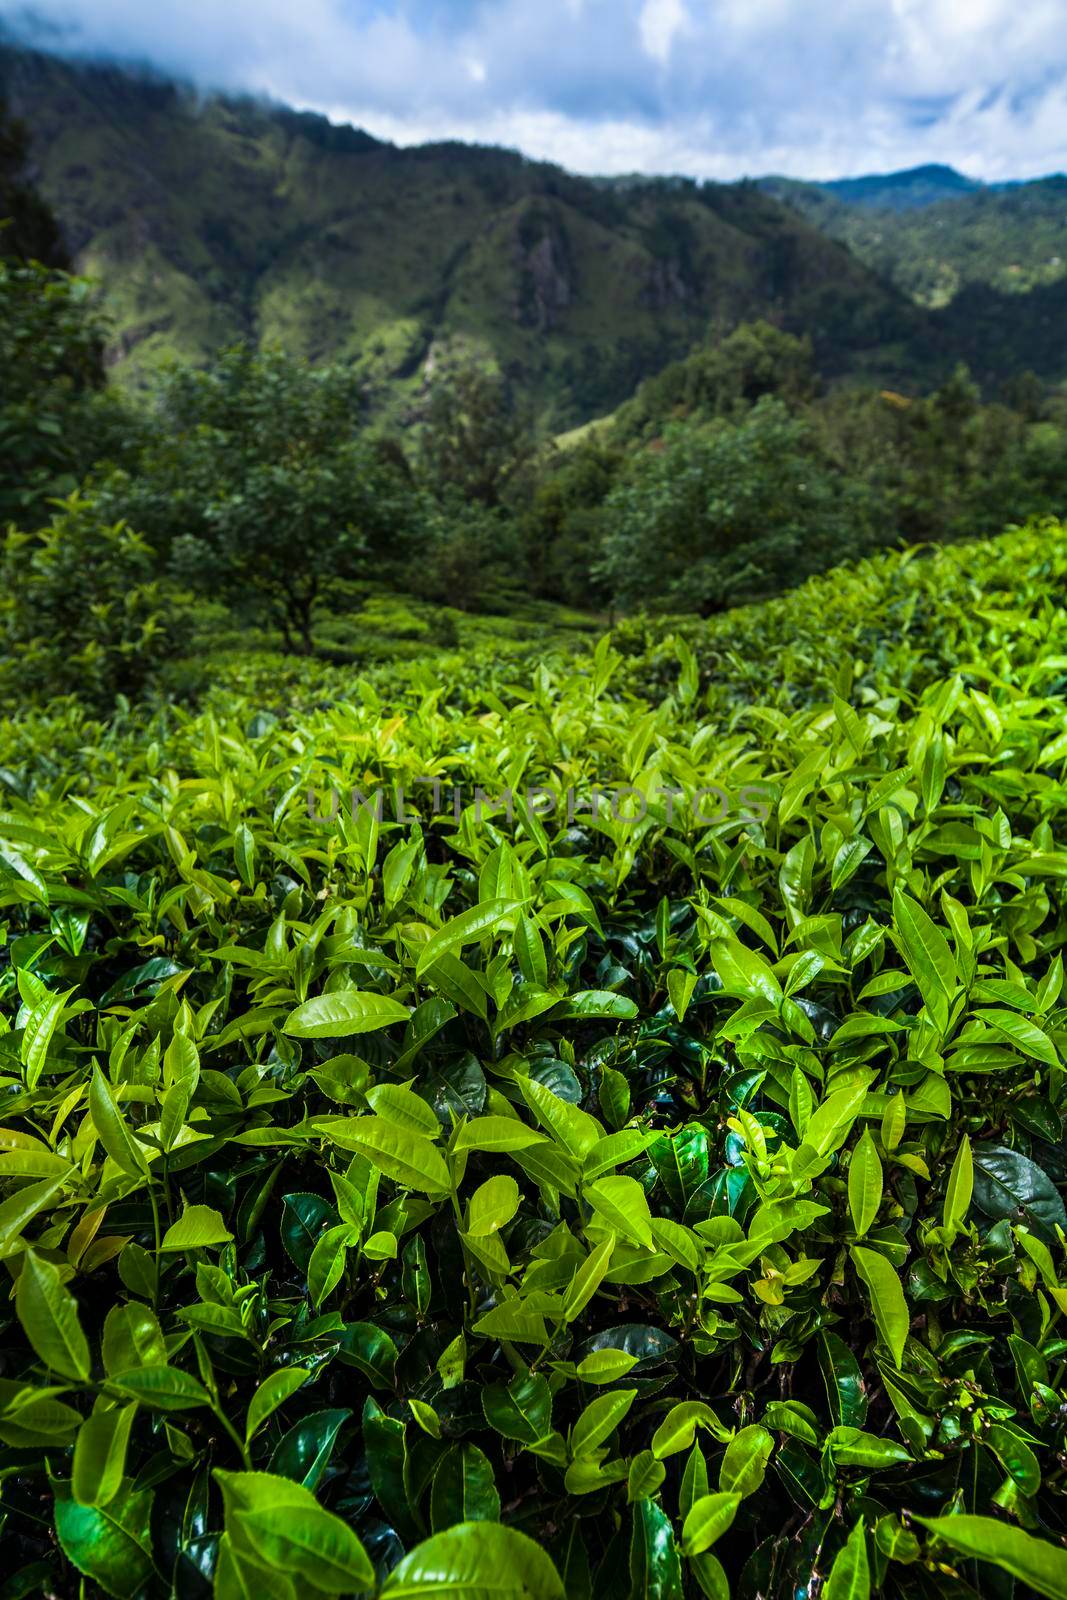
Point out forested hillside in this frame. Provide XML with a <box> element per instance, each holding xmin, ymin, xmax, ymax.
<box><xmin>9</xmin><ymin>38</ymin><xmax>1067</xmax><ymax>426</ymax></box>
<box><xmin>762</xmin><ymin>167</ymin><xmax>1067</xmax><ymax>314</ymax></box>
<box><xmin>0</xmin><ymin>40</ymin><xmax>947</xmax><ymax>428</ymax></box>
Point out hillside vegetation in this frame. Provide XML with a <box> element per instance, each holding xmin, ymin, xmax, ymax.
<box><xmin>761</xmin><ymin>170</ymin><xmax>1067</xmax><ymax>392</ymax></box>
<box><xmin>0</xmin><ymin>40</ymin><xmax>950</xmax><ymax>427</ymax></box>
<box><xmin>763</xmin><ymin>169</ymin><xmax>1067</xmax><ymax>305</ymax></box>
<box><xmin>4</xmin><ymin>62</ymin><xmax>1067</xmax><ymax>1600</ymax></box>
<box><xmin>6</xmin><ymin>188</ymin><xmax>1067</xmax><ymax>642</ymax></box>
<box><xmin>8</xmin><ymin>42</ymin><xmax>1067</xmax><ymax>422</ymax></box>
<box><xmin>2</xmin><ymin>519</ymin><xmax>1067</xmax><ymax>1599</ymax></box>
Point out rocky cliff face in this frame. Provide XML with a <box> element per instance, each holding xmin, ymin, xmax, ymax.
<box><xmin>641</xmin><ymin>255</ymin><xmax>690</xmax><ymax>309</ymax></box>
<box><xmin>514</xmin><ymin>211</ymin><xmax>573</xmax><ymax>331</ymax></box>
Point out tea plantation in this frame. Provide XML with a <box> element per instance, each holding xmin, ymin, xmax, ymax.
<box><xmin>1</xmin><ymin>523</ymin><xmax>1067</xmax><ymax>1599</ymax></box>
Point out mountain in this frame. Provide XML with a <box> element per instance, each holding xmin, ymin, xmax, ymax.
<box><xmin>7</xmin><ymin>40</ymin><xmax>1067</xmax><ymax>422</ymax></box>
<box><xmin>0</xmin><ymin>40</ymin><xmax>943</xmax><ymax>430</ymax></box>
<box><xmin>760</xmin><ymin>168</ymin><xmax>1067</xmax><ymax>310</ymax></box>
<box><xmin>818</xmin><ymin>164</ymin><xmax>983</xmax><ymax>211</ymax></box>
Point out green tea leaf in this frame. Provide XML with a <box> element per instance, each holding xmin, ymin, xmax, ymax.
<box><xmin>283</xmin><ymin>989</ymin><xmax>410</xmax><ymax>1038</ymax></box>
<box><xmin>89</xmin><ymin>1065</ymin><xmax>149</xmax><ymax>1178</ymax></box>
<box><xmin>563</xmin><ymin>1234</ymin><xmax>616</xmax><ymax>1323</ymax></box>
<box><xmin>108</xmin><ymin>1366</ymin><xmax>212</xmax><ymax>1412</ymax></box>
<box><xmin>365</xmin><ymin>1081</ymin><xmax>441</xmax><ymax>1137</ymax></box>
<box><xmin>473</xmin><ymin>1300</ymin><xmax>549</xmax><ymax>1345</ymax></box>
<box><xmin>571</xmin><ymin>1389</ymin><xmax>637</xmax><ymax>1456</ymax></box>
<box><xmin>16</xmin><ymin>1249</ymin><xmax>90</xmax><ymax>1381</ymax></box>
<box><xmin>320</xmin><ymin>1116</ymin><xmax>451</xmax><ymax>1194</ymax></box>
<box><xmin>718</xmin><ymin>1424</ymin><xmax>773</xmax><ymax>1498</ymax></box>
<box><xmin>943</xmin><ymin>1134</ymin><xmax>974</xmax><ymax>1234</ymax></box>
<box><xmin>102</xmin><ymin>1303</ymin><xmax>166</xmax><ymax>1374</ymax></box>
<box><xmin>627</xmin><ymin>1450</ymin><xmax>667</xmax><ymax>1503</ymax></box>
<box><xmin>585</xmin><ymin>1176</ymin><xmax>654</xmax><ymax>1248</ymax></box>
<box><xmin>216</xmin><ymin>1469</ymin><xmax>375</xmax><ymax>1594</ymax></box>
<box><xmin>416</xmin><ymin>900</ymin><xmax>523</xmax><ymax>977</ymax></box>
<box><xmin>430</xmin><ymin>1445</ymin><xmax>501</xmax><ymax>1531</ymax></box>
<box><xmin>519</xmin><ymin>1076</ymin><xmax>602</xmax><ymax>1159</ymax></box>
<box><xmin>629</xmin><ymin>1499</ymin><xmax>683</xmax><ymax>1600</ymax></box>
<box><xmin>161</xmin><ymin>1202</ymin><xmax>233</xmax><ymax>1252</ymax></box>
<box><xmin>467</xmin><ymin>1174</ymin><xmax>521</xmax><ymax>1237</ymax></box>
<box><xmin>53</xmin><ymin>1478</ymin><xmax>156</xmax><ymax>1599</ymax></box>
<box><xmin>825</xmin><ymin>1520</ymin><xmax>870</xmax><ymax>1600</ymax></box>
<box><xmin>847</xmin><ymin>1128</ymin><xmax>883</xmax><ymax>1239</ymax></box>
<box><xmin>337</xmin><ymin>1322</ymin><xmax>399</xmax><ymax>1389</ymax></box>
<box><xmin>21</xmin><ymin>987</ymin><xmax>69</xmax><ymax>1089</ymax></box>
<box><xmin>72</xmin><ymin>1402</ymin><xmax>137</xmax><ymax>1508</ymax></box>
<box><xmin>454</xmin><ymin>1116</ymin><xmax>548</xmax><ymax>1154</ymax></box>
<box><xmin>681</xmin><ymin>1493</ymin><xmax>741</xmax><ymax>1557</ymax></box>
<box><xmin>817</xmin><ymin>1331</ymin><xmax>868</xmax><ymax>1426</ymax></box>
<box><xmin>978</xmin><ymin>1008</ymin><xmax>1060</xmax><ymax>1067</ymax></box>
<box><xmin>973</xmin><ymin>1143</ymin><xmax>1067</xmax><ymax>1240</ymax></box>
<box><xmin>246</xmin><ymin>1367</ymin><xmax>311</xmax><ymax>1442</ymax></box>
<box><xmin>891</xmin><ymin>890</ymin><xmax>956</xmax><ymax>1028</ymax></box>
<box><xmin>851</xmin><ymin>1245</ymin><xmax>909</xmax><ymax>1370</ymax></box>
<box><xmin>652</xmin><ymin>1402</ymin><xmax>726</xmax><ymax>1460</ymax></box>
<box><xmin>270</xmin><ymin>1408</ymin><xmax>352</xmax><ymax>1492</ymax></box>
<box><xmin>482</xmin><ymin>1371</ymin><xmax>552</xmax><ymax>1444</ymax></box>
<box><xmin>915</xmin><ymin>1514</ymin><xmax>1067</xmax><ymax>1600</ymax></box>
<box><xmin>382</xmin><ymin>1522</ymin><xmax>565</xmax><ymax>1598</ymax></box>
<box><xmin>0</xmin><ymin>1172</ymin><xmax>71</xmax><ymax>1256</ymax></box>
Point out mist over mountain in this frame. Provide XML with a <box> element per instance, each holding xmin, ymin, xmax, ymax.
<box><xmin>3</xmin><ymin>38</ymin><xmax>1066</xmax><ymax>425</ymax></box>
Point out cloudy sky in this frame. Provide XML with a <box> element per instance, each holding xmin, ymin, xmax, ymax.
<box><xmin>5</xmin><ymin>0</ymin><xmax>1067</xmax><ymax>182</ymax></box>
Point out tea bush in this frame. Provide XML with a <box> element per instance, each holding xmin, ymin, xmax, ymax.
<box><xmin>0</xmin><ymin>524</ymin><xmax>1066</xmax><ymax>1598</ymax></box>
<box><xmin>0</xmin><ymin>494</ymin><xmax>191</xmax><ymax>713</ymax></box>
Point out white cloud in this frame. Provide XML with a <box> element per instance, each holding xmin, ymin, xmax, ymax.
<box><xmin>638</xmin><ymin>0</ymin><xmax>687</xmax><ymax>65</ymax></box>
<box><xmin>3</xmin><ymin>0</ymin><xmax>1067</xmax><ymax>180</ymax></box>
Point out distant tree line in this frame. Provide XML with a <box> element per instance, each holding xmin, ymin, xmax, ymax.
<box><xmin>4</xmin><ymin>98</ymin><xmax>1067</xmax><ymax>707</ymax></box>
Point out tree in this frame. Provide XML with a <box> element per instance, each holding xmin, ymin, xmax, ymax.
<box><xmin>0</xmin><ymin>97</ymin><xmax>70</xmax><ymax>267</ymax></box>
<box><xmin>410</xmin><ymin>492</ymin><xmax>530</xmax><ymax>613</ymax></box>
<box><xmin>418</xmin><ymin>364</ymin><xmax>534</xmax><ymax>509</ymax></box>
<box><xmin>598</xmin><ymin>397</ymin><xmax>873</xmax><ymax>612</ymax></box>
<box><xmin>613</xmin><ymin>320</ymin><xmax>817</xmax><ymax>440</ymax></box>
<box><xmin>102</xmin><ymin>346</ymin><xmax>427</xmax><ymax>653</ymax></box>
<box><xmin>0</xmin><ymin>106</ymin><xmax>127</xmax><ymax>526</ymax></box>
<box><xmin>0</xmin><ymin>256</ymin><xmax>131</xmax><ymax>526</ymax></box>
<box><xmin>0</xmin><ymin>494</ymin><xmax>187</xmax><ymax>710</ymax></box>
<box><xmin>519</xmin><ymin>436</ymin><xmax>621</xmax><ymax>606</ymax></box>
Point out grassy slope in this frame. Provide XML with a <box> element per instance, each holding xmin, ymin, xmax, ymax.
<box><xmin>2</xmin><ymin>43</ymin><xmax>940</xmax><ymax>430</ymax></box>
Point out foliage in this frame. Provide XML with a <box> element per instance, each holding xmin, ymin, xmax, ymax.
<box><xmin>517</xmin><ymin>434</ymin><xmax>621</xmax><ymax>608</ymax></box>
<box><xmin>0</xmin><ymin>494</ymin><xmax>189</xmax><ymax>711</ymax></box>
<box><xmin>598</xmin><ymin>397</ymin><xmax>875</xmax><ymax>612</ymax></box>
<box><xmin>0</xmin><ymin>524</ymin><xmax>1066</xmax><ymax>1596</ymax></box>
<box><xmin>417</xmin><ymin>364</ymin><xmax>534</xmax><ymax>510</ymax></box>
<box><xmin>8</xmin><ymin>44</ymin><xmax>1067</xmax><ymax>632</ymax></box>
<box><xmin>405</xmin><ymin>493</ymin><xmax>530</xmax><ymax>614</ymax></box>
<box><xmin>2</xmin><ymin>40</ymin><xmax>940</xmax><ymax>427</ymax></box>
<box><xmin>4</xmin><ymin>184</ymin><xmax>1067</xmax><ymax>658</ymax></box>
<box><xmin>809</xmin><ymin>368</ymin><xmax>1067</xmax><ymax>545</ymax></box>
<box><xmin>0</xmin><ymin>256</ymin><xmax>128</xmax><ymax>527</ymax></box>
<box><xmin>764</xmin><ymin>171</ymin><xmax>1067</xmax><ymax>307</ymax></box>
<box><xmin>100</xmin><ymin>347</ymin><xmax>426</xmax><ymax>653</ymax></box>
<box><xmin>4</xmin><ymin>91</ymin><xmax>1067</xmax><ymax>1598</ymax></box>
<box><xmin>0</xmin><ymin>94</ymin><xmax>70</xmax><ymax>266</ymax></box>
<box><xmin>612</xmin><ymin>322</ymin><xmax>818</xmax><ymax>441</ymax></box>
<box><xmin>533</xmin><ymin>354</ymin><xmax>1067</xmax><ymax>615</ymax></box>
